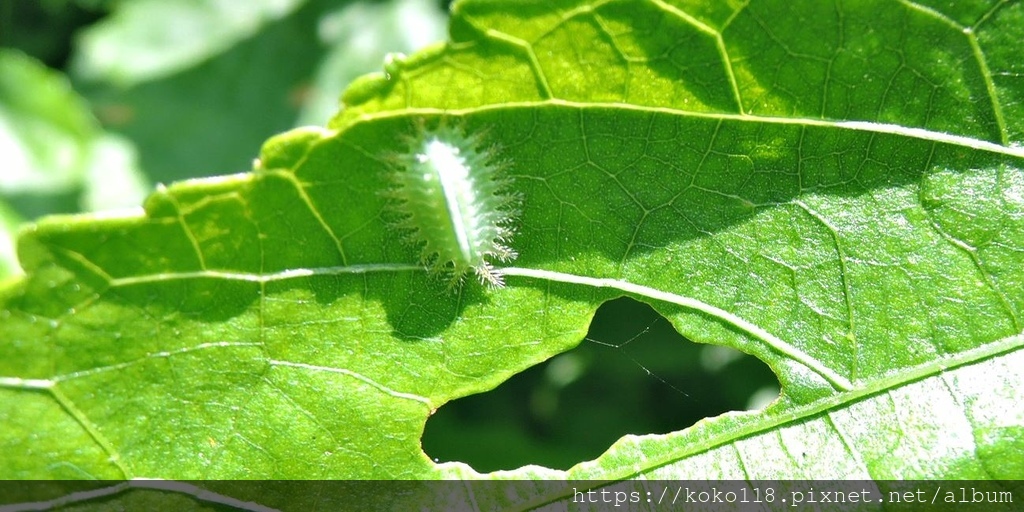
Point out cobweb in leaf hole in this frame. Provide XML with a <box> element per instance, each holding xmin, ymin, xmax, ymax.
<box><xmin>421</xmin><ymin>297</ymin><xmax>781</xmax><ymax>472</ymax></box>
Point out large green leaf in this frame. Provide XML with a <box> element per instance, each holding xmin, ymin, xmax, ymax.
<box><xmin>2</xmin><ymin>0</ymin><xmax>1022</xmax><ymax>506</ymax></box>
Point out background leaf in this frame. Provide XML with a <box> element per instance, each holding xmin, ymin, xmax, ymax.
<box><xmin>0</xmin><ymin>199</ymin><xmax>21</xmax><ymax>280</ymax></box>
<box><xmin>1</xmin><ymin>0</ymin><xmax>1023</xmax><ymax>508</ymax></box>
<box><xmin>0</xmin><ymin>48</ymin><xmax>149</xmax><ymax>218</ymax></box>
<box><xmin>71</xmin><ymin>0</ymin><xmax>308</xmax><ymax>86</ymax></box>
<box><xmin>70</xmin><ymin>0</ymin><xmax>447</xmax><ymax>186</ymax></box>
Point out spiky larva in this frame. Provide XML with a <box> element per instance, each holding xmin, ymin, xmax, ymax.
<box><xmin>388</xmin><ymin>125</ymin><xmax>518</xmax><ymax>287</ymax></box>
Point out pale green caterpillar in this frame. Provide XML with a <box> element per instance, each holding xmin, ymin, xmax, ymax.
<box><xmin>388</xmin><ymin>124</ymin><xmax>519</xmax><ymax>286</ymax></box>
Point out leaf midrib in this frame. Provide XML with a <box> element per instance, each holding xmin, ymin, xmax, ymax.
<box><xmin>337</xmin><ymin>102</ymin><xmax>1024</xmax><ymax>159</ymax></box>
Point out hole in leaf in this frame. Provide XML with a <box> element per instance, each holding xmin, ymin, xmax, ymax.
<box><xmin>421</xmin><ymin>297</ymin><xmax>781</xmax><ymax>472</ymax></box>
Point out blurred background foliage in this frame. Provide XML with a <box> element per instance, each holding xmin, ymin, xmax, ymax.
<box><xmin>0</xmin><ymin>0</ymin><xmax>779</xmax><ymax>472</ymax></box>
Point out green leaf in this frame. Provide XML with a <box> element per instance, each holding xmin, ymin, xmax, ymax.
<box><xmin>72</xmin><ymin>0</ymin><xmax>308</xmax><ymax>86</ymax></box>
<box><xmin>0</xmin><ymin>200</ymin><xmax>22</xmax><ymax>280</ymax></box>
<box><xmin>2</xmin><ymin>0</ymin><xmax>1023</xmax><ymax>505</ymax></box>
<box><xmin>0</xmin><ymin>49</ymin><xmax>96</xmax><ymax>196</ymax></box>
<box><xmin>78</xmin><ymin>133</ymin><xmax>151</xmax><ymax>213</ymax></box>
<box><xmin>0</xmin><ymin>49</ymin><xmax>150</xmax><ymax>218</ymax></box>
<box><xmin>296</xmin><ymin>0</ymin><xmax>447</xmax><ymax>126</ymax></box>
<box><xmin>74</xmin><ymin>0</ymin><xmax>344</xmax><ymax>185</ymax></box>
